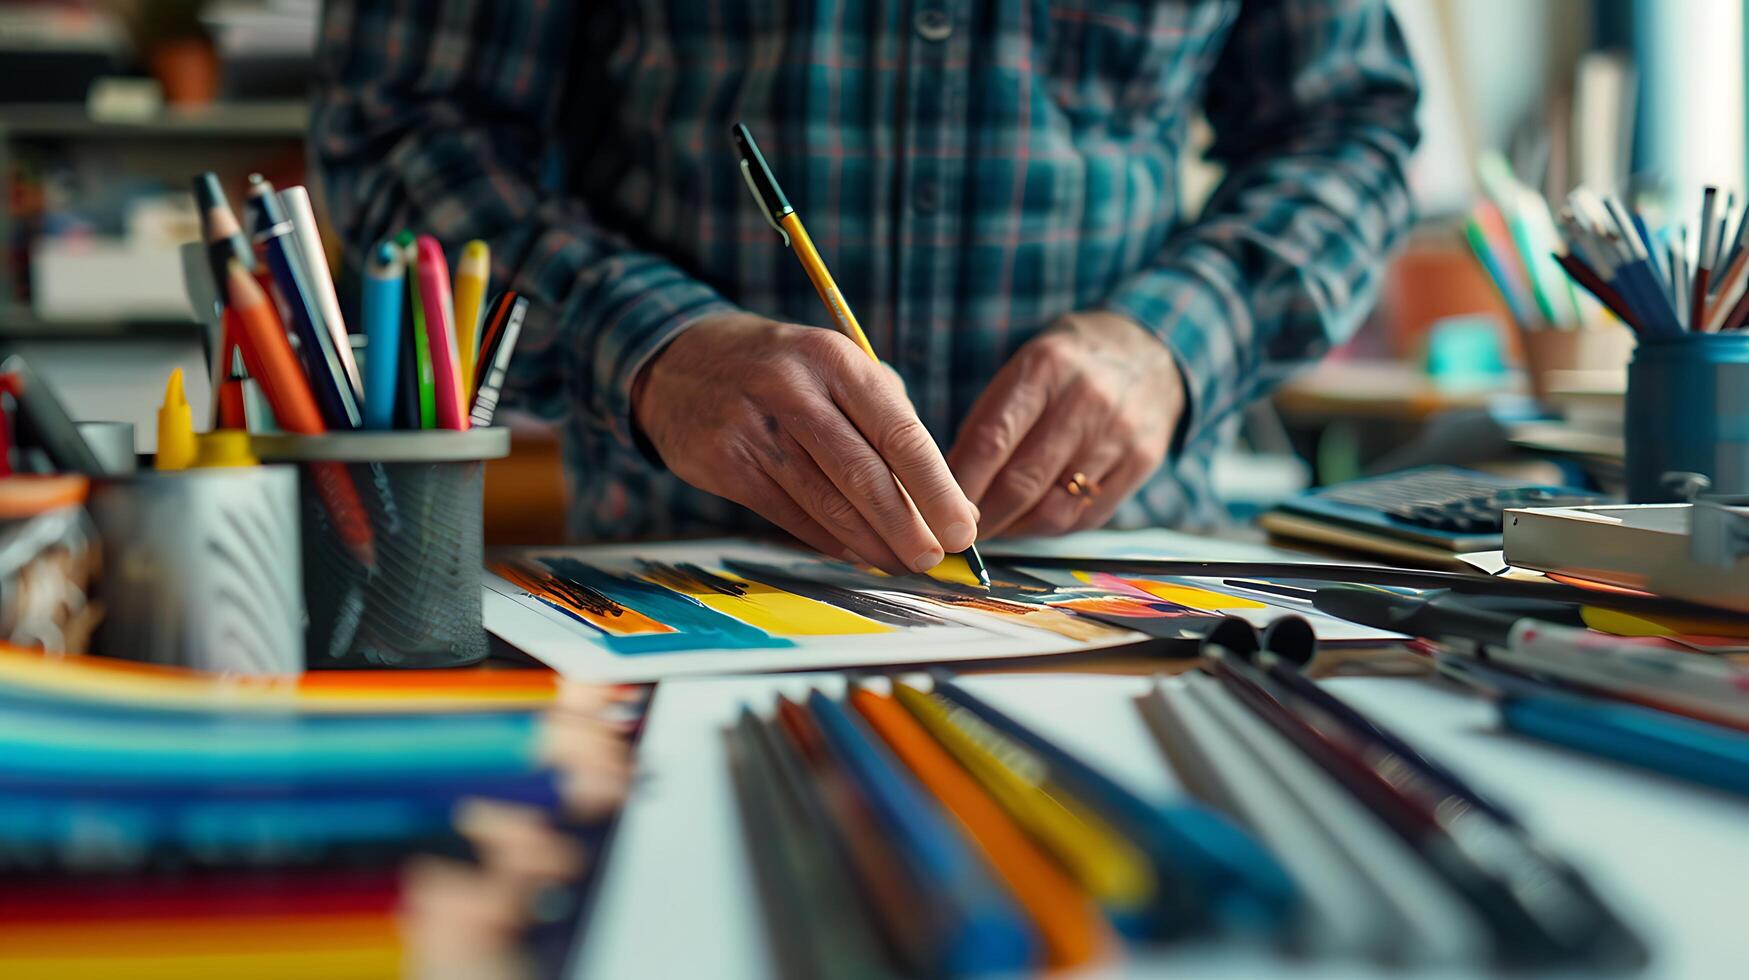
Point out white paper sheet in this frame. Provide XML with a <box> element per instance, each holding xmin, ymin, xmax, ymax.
<box><xmin>483</xmin><ymin>538</ymin><xmax>1401</xmax><ymax>682</ymax></box>
<box><xmin>571</xmin><ymin>673</ymin><xmax>1746</xmax><ymax>979</ymax></box>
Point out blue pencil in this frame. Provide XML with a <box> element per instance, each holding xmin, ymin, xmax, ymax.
<box><xmin>805</xmin><ymin>689</ymin><xmax>1037</xmax><ymax>975</ymax></box>
<box><xmin>1440</xmin><ymin>655</ymin><xmax>1749</xmax><ymax>796</ymax></box>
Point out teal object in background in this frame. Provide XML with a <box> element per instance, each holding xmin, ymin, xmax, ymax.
<box><xmin>1625</xmin><ymin>334</ymin><xmax>1749</xmax><ymax>502</ymax></box>
<box><xmin>1424</xmin><ymin>315</ymin><xmax>1508</xmax><ymax>393</ymax></box>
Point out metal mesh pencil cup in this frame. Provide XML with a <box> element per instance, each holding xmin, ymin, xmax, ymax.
<box><xmin>254</xmin><ymin>428</ymin><xmax>510</xmax><ymax>668</ymax></box>
<box><xmin>1625</xmin><ymin>335</ymin><xmax>1749</xmax><ymax>503</ymax></box>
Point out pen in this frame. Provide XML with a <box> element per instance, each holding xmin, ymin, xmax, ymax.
<box><xmin>1237</xmin><ymin>620</ymin><xmax>1645</xmax><ymax>966</ymax></box>
<box><xmin>1206</xmin><ymin>645</ymin><xmax>1630</xmax><ymax>967</ymax></box>
<box><xmin>280</xmin><ymin>185</ymin><xmax>364</xmax><ymax>405</ymax></box>
<box><xmin>1312</xmin><ymin>585</ymin><xmax>1749</xmax><ymax>727</ymax></box>
<box><xmin>732</xmin><ymin>122</ymin><xmax>989</xmax><ymax>588</ymax></box>
<box><xmin>469</xmin><ymin>293</ymin><xmax>526</xmax><ymax>427</ymax></box>
<box><xmin>397</xmin><ymin>231</ymin><xmax>437</xmax><ymax>429</ymax></box>
<box><xmin>1437</xmin><ymin>653</ymin><xmax>1749</xmax><ymax>798</ymax></box>
<box><xmin>244</xmin><ymin>175</ymin><xmax>361</xmax><ymax>429</ymax></box>
<box><xmin>1165</xmin><ymin>671</ymin><xmax>1493</xmax><ymax>965</ymax></box>
<box><xmin>415</xmin><ymin>236</ymin><xmax>469</xmax><ymax>430</ymax></box>
<box><xmin>453</xmin><ymin>241</ymin><xmax>490</xmax><ymax>394</ymax></box>
<box><xmin>361</xmin><ymin>242</ymin><xmax>405</xmax><ymax>431</ymax></box>
<box><xmin>1139</xmin><ymin>677</ymin><xmax>1396</xmax><ymax>958</ymax></box>
<box><xmin>226</xmin><ymin>261</ymin><xmax>376</xmax><ymax>567</ymax></box>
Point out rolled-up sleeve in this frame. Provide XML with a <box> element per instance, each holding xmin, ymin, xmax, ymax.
<box><xmin>1101</xmin><ymin>0</ymin><xmax>1420</xmax><ymax>449</ymax></box>
<box><xmin>309</xmin><ymin>0</ymin><xmax>736</xmax><ymax>448</ymax></box>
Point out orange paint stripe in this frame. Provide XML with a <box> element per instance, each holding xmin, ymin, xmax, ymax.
<box><xmin>851</xmin><ymin>688</ymin><xmax>1112</xmax><ymax>970</ymax></box>
<box><xmin>493</xmin><ymin>563</ymin><xmax>675</xmax><ymax>637</ymax></box>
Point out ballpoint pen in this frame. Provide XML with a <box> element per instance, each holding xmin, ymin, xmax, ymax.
<box><xmin>731</xmin><ymin>122</ymin><xmax>989</xmax><ymax>587</ymax></box>
<box><xmin>243</xmin><ymin>174</ymin><xmax>361</xmax><ymax>429</ymax></box>
<box><xmin>280</xmin><ymin>185</ymin><xmax>364</xmax><ymax>404</ymax></box>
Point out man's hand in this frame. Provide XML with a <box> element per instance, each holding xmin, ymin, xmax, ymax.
<box><xmin>633</xmin><ymin>313</ymin><xmax>978</xmax><ymax>574</ymax></box>
<box><xmin>947</xmin><ymin>311</ymin><xmax>1184</xmax><ymax>538</ymax></box>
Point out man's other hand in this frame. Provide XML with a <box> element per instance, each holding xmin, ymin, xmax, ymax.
<box><xmin>633</xmin><ymin>313</ymin><xmax>978</xmax><ymax>574</ymax></box>
<box><xmin>947</xmin><ymin>311</ymin><xmax>1184</xmax><ymax>538</ymax></box>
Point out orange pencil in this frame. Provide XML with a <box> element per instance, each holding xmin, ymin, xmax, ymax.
<box><xmin>226</xmin><ymin>261</ymin><xmax>377</xmax><ymax>567</ymax></box>
<box><xmin>226</xmin><ymin>261</ymin><xmax>326</xmax><ymax>432</ymax></box>
<box><xmin>850</xmin><ymin>686</ymin><xmax>1111</xmax><ymax>970</ymax></box>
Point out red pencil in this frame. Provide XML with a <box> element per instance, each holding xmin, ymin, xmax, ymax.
<box><xmin>227</xmin><ymin>261</ymin><xmax>377</xmax><ymax>567</ymax></box>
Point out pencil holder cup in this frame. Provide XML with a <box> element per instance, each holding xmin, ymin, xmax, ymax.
<box><xmin>87</xmin><ymin>467</ymin><xmax>304</xmax><ymax>674</ymax></box>
<box><xmin>252</xmin><ymin>428</ymin><xmax>510</xmax><ymax>669</ymax></box>
<box><xmin>1625</xmin><ymin>334</ymin><xmax>1749</xmax><ymax>502</ymax></box>
<box><xmin>1518</xmin><ymin>323</ymin><xmax>1634</xmax><ymax>405</ymax></box>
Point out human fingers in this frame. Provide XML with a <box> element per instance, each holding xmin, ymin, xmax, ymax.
<box><xmin>750</xmin><ymin>436</ymin><xmax>911</xmax><ymax>573</ymax></box>
<box><xmin>975</xmin><ymin>402</ymin><xmax>1092</xmax><ymax>538</ymax></box>
<box><xmin>813</xmin><ymin>331</ymin><xmax>978</xmax><ymax>555</ymax></box>
<box><xmin>1069</xmin><ymin>453</ymin><xmax>1155</xmax><ymax>533</ymax></box>
<box><xmin>1002</xmin><ymin>440</ymin><xmax>1127</xmax><ymax>538</ymax></box>
<box><xmin>945</xmin><ymin>351</ymin><xmax>1053</xmax><ymax>505</ymax></box>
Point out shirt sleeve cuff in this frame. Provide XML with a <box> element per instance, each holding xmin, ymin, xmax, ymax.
<box><xmin>593</xmin><ymin>284</ymin><xmax>740</xmax><ymax>456</ymax></box>
<box><xmin>1100</xmin><ymin>261</ymin><xmax>1241</xmax><ymax>453</ymax></box>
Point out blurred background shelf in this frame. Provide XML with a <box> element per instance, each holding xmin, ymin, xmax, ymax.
<box><xmin>0</xmin><ymin>312</ymin><xmax>203</xmax><ymax>341</ymax></box>
<box><xmin>0</xmin><ymin>101</ymin><xmax>307</xmax><ymax>139</ymax></box>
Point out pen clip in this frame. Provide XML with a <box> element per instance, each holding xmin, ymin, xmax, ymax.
<box><xmin>740</xmin><ymin>159</ymin><xmax>790</xmax><ymax>248</ymax></box>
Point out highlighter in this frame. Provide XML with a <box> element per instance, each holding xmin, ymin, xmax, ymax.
<box><xmin>360</xmin><ymin>242</ymin><xmax>405</xmax><ymax>430</ymax></box>
<box><xmin>415</xmin><ymin>236</ymin><xmax>469</xmax><ymax>430</ymax></box>
<box><xmin>398</xmin><ymin>232</ymin><xmax>437</xmax><ymax>429</ymax></box>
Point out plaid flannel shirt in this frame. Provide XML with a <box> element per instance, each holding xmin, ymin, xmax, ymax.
<box><xmin>311</xmin><ymin>0</ymin><xmax>1419</xmax><ymax>540</ymax></box>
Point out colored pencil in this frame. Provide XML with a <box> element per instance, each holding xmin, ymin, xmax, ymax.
<box><xmin>931</xmin><ymin>675</ymin><xmax>1298</xmax><ymax>937</ymax></box>
<box><xmin>772</xmin><ymin>694</ymin><xmax>941</xmax><ymax>975</ymax></box>
<box><xmin>804</xmin><ymin>689</ymin><xmax>1036</xmax><ymax>974</ymax></box>
<box><xmin>851</xmin><ymin>685</ymin><xmax>1110</xmax><ymax>970</ymax></box>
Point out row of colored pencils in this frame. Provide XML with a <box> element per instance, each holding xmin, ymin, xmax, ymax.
<box><xmin>728</xmin><ymin>677</ymin><xmax>1298</xmax><ymax>975</ymax></box>
<box><xmin>1552</xmin><ymin>184</ymin><xmax>1749</xmax><ymax>338</ymax></box>
<box><xmin>1463</xmin><ymin>154</ymin><xmax>1593</xmax><ymax>331</ymax></box>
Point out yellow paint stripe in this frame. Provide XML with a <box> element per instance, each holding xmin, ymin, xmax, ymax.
<box><xmin>1120</xmin><ymin>578</ymin><xmax>1266</xmax><ymax>611</ymax></box>
<box><xmin>659</xmin><ymin>572</ymin><xmax>892</xmax><ymax>636</ymax></box>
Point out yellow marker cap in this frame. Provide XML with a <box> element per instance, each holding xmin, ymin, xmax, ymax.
<box><xmin>191</xmin><ymin>430</ymin><xmax>259</xmax><ymax>468</ymax></box>
<box><xmin>154</xmin><ymin>368</ymin><xmax>196</xmax><ymax>471</ymax></box>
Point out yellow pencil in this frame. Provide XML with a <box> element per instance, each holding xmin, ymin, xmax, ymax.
<box><xmin>892</xmin><ymin>681</ymin><xmax>1155</xmax><ymax>908</ymax></box>
<box><xmin>452</xmin><ymin>240</ymin><xmax>490</xmax><ymax>393</ymax></box>
<box><xmin>731</xmin><ymin>123</ymin><xmax>988</xmax><ymax>586</ymax></box>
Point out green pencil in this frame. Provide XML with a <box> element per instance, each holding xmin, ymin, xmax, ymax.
<box><xmin>395</xmin><ymin>230</ymin><xmax>437</xmax><ymax>429</ymax></box>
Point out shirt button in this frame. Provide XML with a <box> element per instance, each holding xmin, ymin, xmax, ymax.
<box><xmin>913</xmin><ymin>180</ymin><xmax>941</xmax><ymax>213</ymax></box>
<box><xmin>915</xmin><ymin>8</ymin><xmax>953</xmax><ymax>42</ymax></box>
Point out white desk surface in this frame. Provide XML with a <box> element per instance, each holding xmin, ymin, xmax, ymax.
<box><xmin>571</xmin><ymin>673</ymin><xmax>1748</xmax><ymax>979</ymax></box>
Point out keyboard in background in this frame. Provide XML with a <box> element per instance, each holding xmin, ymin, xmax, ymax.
<box><xmin>1259</xmin><ymin>466</ymin><xmax>1610</xmax><ymax>567</ymax></box>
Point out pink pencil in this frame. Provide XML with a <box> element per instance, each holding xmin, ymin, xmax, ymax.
<box><xmin>414</xmin><ymin>236</ymin><xmax>469</xmax><ymax>430</ymax></box>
